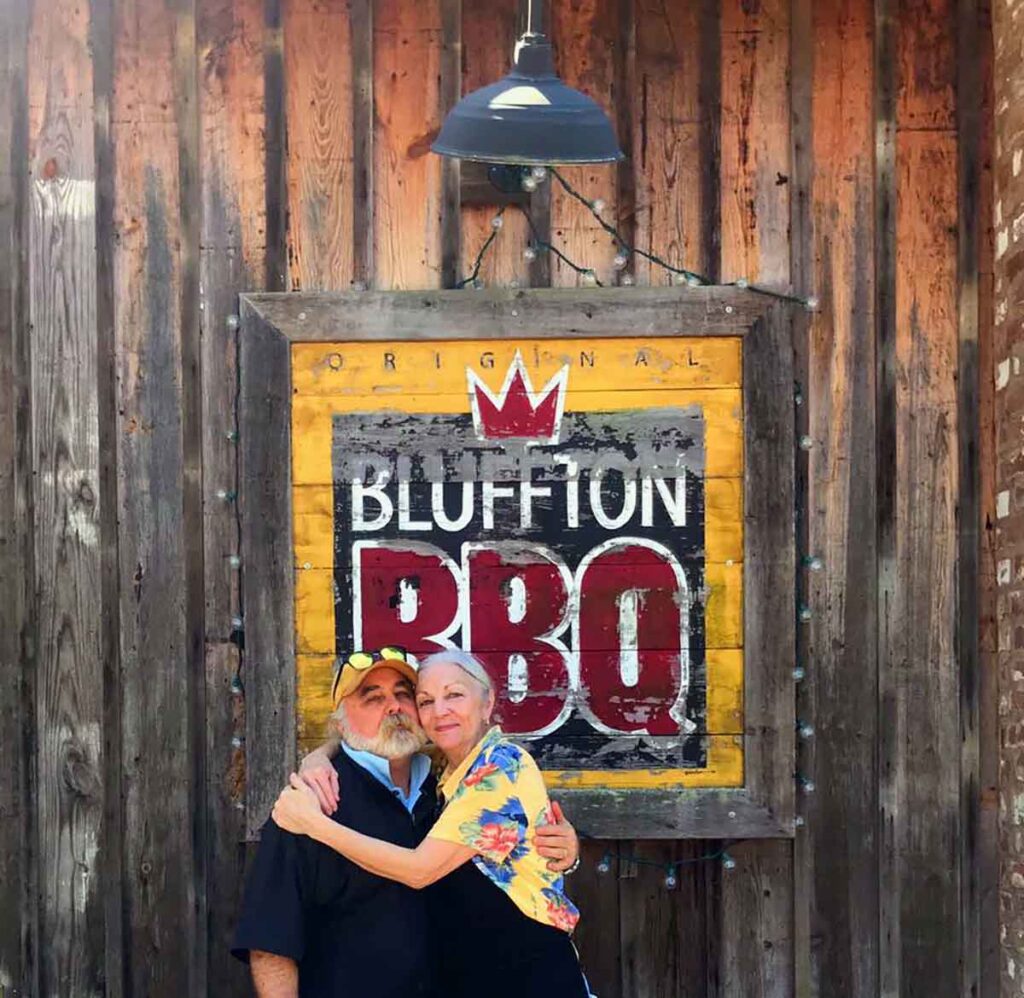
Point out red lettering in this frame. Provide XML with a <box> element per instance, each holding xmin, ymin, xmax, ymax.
<box><xmin>464</xmin><ymin>543</ymin><xmax>572</xmax><ymax>735</ymax></box>
<box><xmin>576</xmin><ymin>542</ymin><xmax>686</xmax><ymax>734</ymax></box>
<box><xmin>354</xmin><ymin>542</ymin><xmax>459</xmax><ymax>657</ymax></box>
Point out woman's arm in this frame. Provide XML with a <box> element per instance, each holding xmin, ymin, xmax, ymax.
<box><xmin>273</xmin><ymin>775</ymin><xmax>475</xmax><ymax>889</ymax></box>
<box><xmin>298</xmin><ymin>739</ymin><xmax>342</xmax><ymax>813</ymax></box>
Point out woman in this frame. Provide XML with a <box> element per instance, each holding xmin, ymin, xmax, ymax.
<box><xmin>273</xmin><ymin>649</ymin><xmax>592</xmax><ymax>998</ymax></box>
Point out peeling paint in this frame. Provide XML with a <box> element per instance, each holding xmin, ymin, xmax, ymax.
<box><xmin>999</xmin><ymin>490</ymin><xmax>1011</xmax><ymax>518</ymax></box>
<box><xmin>999</xmin><ymin>358</ymin><xmax>1011</xmax><ymax>390</ymax></box>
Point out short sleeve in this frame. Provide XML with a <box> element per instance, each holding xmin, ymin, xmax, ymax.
<box><xmin>231</xmin><ymin>818</ymin><xmax>310</xmax><ymax>963</ymax></box>
<box><xmin>428</xmin><ymin>742</ymin><xmax>537</xmax><ymax>865</ymax></box>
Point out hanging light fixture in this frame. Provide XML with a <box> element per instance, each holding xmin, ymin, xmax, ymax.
<box><xmin>431</xmin><ymin>0</ymin><xmax>623</xmax><ymax>166</ymax></box>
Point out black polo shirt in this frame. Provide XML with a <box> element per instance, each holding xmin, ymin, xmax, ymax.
<box><xmin>232</xmin><ymin>750</ymin><xmax>439</xmax><ymax>998</ymax></box>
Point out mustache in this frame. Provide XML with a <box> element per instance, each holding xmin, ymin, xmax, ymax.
<box><xmin>380</xmin><ymin>713</ymin><xmax>417</xmax><ymax>732</ymax></box>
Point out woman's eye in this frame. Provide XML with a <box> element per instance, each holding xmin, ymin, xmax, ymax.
<box><xmin>417</xmin><ymin>699</ymin><xmax>433</xmax><ymax>708</ymax></box>
<box><xmin>448</xmin><ymin>691</ymin><xmax>463</xmax><ymax>700</ymax></box>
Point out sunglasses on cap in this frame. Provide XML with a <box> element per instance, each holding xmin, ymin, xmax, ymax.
<box><xmin>331</xmin><ymin>646</ymin><xmax>411</xmax><ymax>704</ymax></box>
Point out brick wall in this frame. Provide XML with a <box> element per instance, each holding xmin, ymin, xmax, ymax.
<box><xmin>994</xmin><ymin>2</ymin><xmax>1024</xmax><ymax>992</ymax></box>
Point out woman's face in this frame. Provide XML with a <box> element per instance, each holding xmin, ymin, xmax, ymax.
<box><xmin>415</xmin><ymin>661</ymin><xmax>494</xmax><ymax>759</ymax></box>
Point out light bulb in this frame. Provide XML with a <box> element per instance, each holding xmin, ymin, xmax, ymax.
<box><xmin>799</xmin><ymin>435</ymin><xmax>814</xmax><ymax>450</ymax></box>
<box><xmin>522</xmin><ymin>175</ymin><xmax>539</xmax><ymax>192</ymax></box>
<box><xmin>799</xmin><ymin>605</ymin><xmax>813</xmax><ymax>623</ymax></box>
<box><xmin>596</xmin><ymin>855</ymin><xmax>612</xmax><ymax>875</ymax></box>
<box><xmin>613</xmin><ymin>252</ymin><xmax>629</xmax><ymax>270</ymax></box>
<box><xmin>792</xmin><ymin>667</ymin><xmax>806</xmax><ymax>681</ymax></box>
<box><xmin>798</xmin><ymin>722</ymin><xmax>815</xmax><ymax>739</ymax></box>
<box><xmin>530</xmin><ymin>166</ymin><xmax>548</xmax><ymax>181</ymax></box>
<box><xmin>226</xmin><ymin>313</ymin><xmax>240</xmax><ymax>330</ymax></box>
<box><xmin>735</xmin><ymin>278</ymin><xmax>749</xmax><ymax>289</ymax></box>
<box><xmin>664</xmin><ymin>870</ymin><xmax>678</xmax><ymax>889</ymax></box>
<box><xmin>591</xmin><ymin>198</ymin><xmax>606</xmax><ymax>213</ymax></box>
<box><xmin>671</xmin><ymin>272</ymin><xmax>687</xmax><ymax>286</ymax></box>
<box><xmin>620</xmin><ymin>273</ymin><xmax>635</xmax><ymax>287</ymax></box>
<box><xmin>805</xmin><ymin>295</ymin><xmax>820</xmax><ymax>311</ymax></box>
<box><xmin>581</xmin><ymin>270</ymin><xmax>598</xmax><ymax>287</ymax></box>
<box><xmin>722</xmin><ymin>853</ymin><xmax>737</xmax><ymax>871</ymax></box>
<box><xmin>686</xmin><ymin>275</ymin><xmax>702</xmax><ymax>288</ymax></box>
<box><xmin>523</xmin><ymin>246</ymin><xmax>538</xmax><ymax>262</ymax></box>
<box><xmin>491</xmin><ymin>215</ymin><xmax>504</xmax><ymax>230</ymax></box>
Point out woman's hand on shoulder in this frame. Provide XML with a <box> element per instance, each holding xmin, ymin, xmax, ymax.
<box><xmin>533</xmin><ymin>800</ymin><xmax>580</xmax><ymax>873</ymax></box>
<box><xmin>298</xmin><ymin>739</ymin><xmax>341</xmax><ymax>814</ymax></box>
<box><xmin>273</xmin><ymin>773</ymin><xmax>327</xmax><ymax>836</ymax></box>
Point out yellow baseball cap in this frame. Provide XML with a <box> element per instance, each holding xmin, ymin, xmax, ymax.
<box><xmin>331</xmin><ymin>646</ymin><xmax>418</xmax><ymax>708</ymax></box>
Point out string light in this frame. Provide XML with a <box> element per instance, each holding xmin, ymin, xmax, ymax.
<box><xmin>722</xmin><ymin>852</ymin><xmax>737</xmax><ymax>872</ymax></box>
<box><xmin>797</xmin><ymin>721</ymin><xmax>815</xmax><ymax>739</ymax></box>
<box><xmin>663</xmin><ymin>866</ymin><xmax>678</xmax><ymax>890</ymax></box>
<box><xmin>798</xmin><ymin>605</ymin><xmax>813</xmax><ymax>623</ymax></box>
<box><xmin>226</xmin><ymin>313</ymin><xmax>240</xmax><ymax>331</ymax></box>
<box><xmin>456</xmin><ymin>205</ymin><xmax>508</xmax><ymax>289</ymax></box>
<box><xmin>792</xmin><ymin>666</ymin><xmax>806</xmax><ymax>681</ymax></box>
<box><xmin>596</xmin><ymin>853</ymin><xmax>613</xmax><ymax>875</ymax></box>
<box><xmin>620</xmin><ymin>273</ymin><xmax>635</xmax><ymax>287</ymax></box>
<box><xmin>798</xmin><ymin>776</ymin><xmax>816</xmax><ymax>794</ymax></box>
<box><xmin>802</xmin><ymin>555</ymin><xmax>824</xmax><ymax>571</ymax></box>
<box><xmin>453</xmin><ymin>167</ymin><xmax>818</xmax><ymax>303</ymax></box>
<box><xmin>216</xmin><ymin>488</ymin><xmax>237</xmax><ymax>502</ymax></box>
<box><xmin>228</xmin><ymin>554</ymin><xmax>241</xmax><ymax>569</ymax></box>
<box><xmin>799</xmin><ymin>435</ymin><xmax>814</xmax><ymax>451</ymax></box>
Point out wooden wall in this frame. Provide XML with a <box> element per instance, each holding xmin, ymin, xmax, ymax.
<box><xmin>0</xmin><ymin>0</ymin><xmax>995</xmax><ymax>995</ymax></box>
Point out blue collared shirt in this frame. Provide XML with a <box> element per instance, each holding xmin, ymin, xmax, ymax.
<box><xmin>341</xmin><ymin>743</ymin><xmax>432</xmax><ymax>814</ymax></box>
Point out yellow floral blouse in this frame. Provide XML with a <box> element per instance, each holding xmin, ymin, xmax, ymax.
<box><xmin>427</xmin><ymin>726</ymin><xmax>580</xmax><ymax>933</ymax></box>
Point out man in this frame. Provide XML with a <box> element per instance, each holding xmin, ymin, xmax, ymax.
<box><xmin>232</xmin><ymin>648</ymin><xmax>579</xmax><ymax>998</ymax></box>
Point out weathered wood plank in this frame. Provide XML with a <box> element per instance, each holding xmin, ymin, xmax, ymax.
<box><xmin>719</xmin><ymin>0</ymin><xmax>790</xmax><ymax>288</ymax></box>
<box><xmin>798</xmin><ymin>0</ymin><xmax>879</xmax><ymax>994</ymax></box>
<box><xmin>283</xmin><ymin>0</ymin><xmax>354</xmax><ymax>291</ymax></box>
<box><xmin>716</xmin><ymin>0</ymin><xmax>796</xmax><ymax>988</ymax></box>
<box><xmin>27</xmin><ymin>0</ymin><xmax>107</xmax><ymax>991</ymax></box>
<box><xmin>112</xmin><ymin>0</ymin><xmax>202</xmax><ymax>989</ymax></box>
<box><xmin>715</xmin><ymin>840</ymin><xmax>794</xmax><ymax>996</ymax></box>
<box><xmin>459</xmin><ymin>0</ymin><xmax>530</xmax><ymax>288</ymax></box>
<box><xmin>244</xmin><ymin>285</ymin><xmax>773</xmax><ymax>338</ymax></box>
<box><xmin>882</xmin><ymin>0</ymin><xmax>962</xmax><ymax>991</ymax></box>
<box><xmin>350</xmin><ymin>0</ymin><xmax>374</xmax><ymax>287</ymax></box>
<box><xmin>239</xmin><ymin>301</ymin><xmax>296</xmax><ymax>837</ymax></box>
<box><xmin>373</xmin><ymin>0</ymin><xmax>445</xmax><ymax>289</ymax></box>
<box><xmin>0</xmin><ymin>0</ymin><xmax>32</xmax><ymax>991</ymax></box>
<box><xmin>198</xmin><ymin>0</ymin><xmax>266</xmax><ymax>987</ymax></box>
<box><xmin>973</xmin><ymin>2</ymin><xmax>999</xmax><ymax>992</ymax></box>
<box><xmin>620</xmin><ymin>841</ymin><xmax>712</xmax><ymax>997</ymax></box>
<box><xmin>549</xmin><ymin>0</ymin><xmax>621</xmax><ymax>286</ymax></box>
<box><xmin>631</xmin><ymin>0</ymin><xmax>717</xmax><ymax>286</ymax></box>
<box><xmin>564</xmin><ymin>840</ymin><xmax>622</xmax><ymax>998</ymax></box>
<box><xmin>956</xmin><ymin>0</ymin><xmax>986</xmax><ymax>993</ymax></box>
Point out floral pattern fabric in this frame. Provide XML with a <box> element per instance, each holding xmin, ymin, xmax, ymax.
<box><xmin>428</xmin><ymin>726</ymin><xmax>581</xmax><ymax>933</ymax></box>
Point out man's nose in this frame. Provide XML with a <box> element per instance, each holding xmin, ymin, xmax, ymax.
<box><xmin>384</xmin><ymin>697</ymin><xmax>402</xmax><ymax>714</ymax></box>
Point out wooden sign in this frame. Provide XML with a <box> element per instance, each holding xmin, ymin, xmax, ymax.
<box><xmin>240</xmin><ymin>289</ymin><xmax>795</xmax><ymax>837</ymax></box>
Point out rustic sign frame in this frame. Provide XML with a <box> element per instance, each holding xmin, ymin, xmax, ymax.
<box><xmin>238</xmin><ymin>287</ymin><xmax>796</xmax><ymax>839</ymax></box>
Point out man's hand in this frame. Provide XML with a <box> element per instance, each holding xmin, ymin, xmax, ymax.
<box><xmin>298</xmin><ymin>740</ymin><xmax>340</xmax><ymax>814</ymax></box>
<box><xmin>273</xmin><ymin>774</ymin><xmax>326</xmax><ymax>836</ymax></box>
<box><xmin>250</xmin><ymin>951</ymin><xmax>298</xmax><ymax>998</ymax></box>
<box><xmin>533</xmin><ymin>801</ymin><xmax>580</xmax><ymax>873</ymax></box>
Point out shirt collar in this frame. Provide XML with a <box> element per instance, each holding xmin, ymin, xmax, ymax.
<box><xmin>439</xmin><ymin>725</ymin><xmax>503</xmax><ymax>801</ymax></box>
<box><xmin>341</xmin><ymin>743</ymin><xmax>432</xmax><ymax>812</ymax></box>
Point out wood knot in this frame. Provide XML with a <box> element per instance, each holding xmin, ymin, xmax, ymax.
<box><xmin>42</xmin><ymin>158</ymin><xmax>59</xmax><ymax>180</ymax></box>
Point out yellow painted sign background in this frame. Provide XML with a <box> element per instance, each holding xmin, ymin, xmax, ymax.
<box><xmin>291</xmin><ymin>337</ymin><xmax>744</xmax><ymax>789</ymax></box>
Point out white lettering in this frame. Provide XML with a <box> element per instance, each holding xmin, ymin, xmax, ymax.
<box><xmin>432</xmin><ymin>481</ymin><xmax>474</xmax><ymax>532</ymax></box>
<box><xmin>397</xmin><ymin>480</ymin><xmax>431</xmax><ymax>531</ymax></box>
<box><xmin>482</xmin><ymin>480</ymin><xmax>515</xmax><ymax>530</ymax></box>
<box><xmin>589</xmin><ymin>474</ymin><xmax>637</xmax><ymax>529</ymax></box>
<box><xmin>352</xmin><ymin>471</ymin><xmax>393</xmax><ymax>531</ymax></box>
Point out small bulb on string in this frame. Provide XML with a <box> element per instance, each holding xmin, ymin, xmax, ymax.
<box><xmin>804</xmin><ymin>295</ymin><xmax>820</xmax><ymax>311</ymax></box>
<box><xmin>799</xmin><ymin>776</ymin><xmax>816</xmax><ymax>794</ymax></box>
<box><xmin>530</xmin><ymin>166</ymin><xmax>548</xmax><ymax>181</ymax></box>
<box><xmin>231</xmin><ymin>735</ymin><xmax>244</xmax><ymax>748</ymax></box>
<box><xmin>798</xmin><ymin>605</ymin><xmax>813</xmax><ymax>623</ymax></box>
<box><xmin>722</xmin><ymin>852</ymin><xmax>737</xmax><ymax>872</ymax></box>
<box><xmin>225</xmin><ymin>430</ymin><xmax>239</xmax><ymax>442</ymax></box>
<box><xmin>231</xmin><ymin>615</ymin><xmax>244</xmax><ymax>630</ymax></box>
<box><xmin>229</xmin><ymin>555</ymin><xmax>242</xmax><ymax>569</ymax></box>
<box><xmin>216</xmin><ymin>488</ymin><xmax>237</xmax><ymax>502</ymax></box>
<box><xmin>794</xmin><ymin>815</ymin><xmax>806</xmax><ymax>827</ymax></box>
<box><xmin>620</xmin><ymin>273</ymin><xmax>635</xmax><ymax>287</ymax></box>
<box><xmin>799</xmin><ymin>435</ymin><xmax>814</xmax><ymax>451</ymax></box>
<box><xmin>490</xmin><ymin>215</ymin><xmax>504</xmax><ymax>230</ymax></box>
<box><xmin>671</xmin><ymin>271</ymin><xmax>687</xmax><ymax>286</ymax></box>
<box><xmin>686</xmin><ymin>275</ymin><xmax>702</xmax><ymax>288</ymax></box>
<box><xmin>591</xmin><ymin>198</ymin><xmax>606</xmax><ymax>213</ymax></box>
<box><xmin>613</xmin><ymin>251</ymin><xmax>629</xmax><ymax>270</ymax></box>
<box><xmin>792</xmin><ymin>666</ymin><xmax>806</xmax><ymax>682</ymax></box>
<box><xmin>596</xmin><ymin>853</ymin><xmax>612</xmax><ymax>875</ymax></box>
<box><xmin>472</xmin><ymin>278</ymin><xmax>486</xmax><ymax>290</ymax></box>
<box><xmin>523</xmin><ymin>246</ymin><xmax>538</xmax><ymax>262</ymax></box>
<box><xmin>802</xmin><ymin>555</ymin><xmax>824</xmax><ymax>571</ymax></box>
<box><xmin>735</xmin><ymin>278</ymin><xmax>749</xmax><ymax>289</ymax></box>
<box><xmin>230</xmin><ymin>677</ymin><xmax>243</xmax><ymax>695</ymax></box>
<box><xmin>226</xmin><ymin>314</ymin><xmax>240</xmax><ymax>331</ymax></box>
<box><xmin>798</xmin><ymin>721</ymin><xmax>815</xmax><ymax>739</ymax></box>
<box><xmin>581</xmin><ymin>270</ymin><xmax>598</xmax><ymax>287</ymax></box>
<box><xmin>664</xmin><ymin>867</ymin><xmax>678</xmax><ymax>890</ymax></box>
<box><xmin>522</xmin><ymin>175</ymin><xmax>539</xmax><ymax>193</ymax></box>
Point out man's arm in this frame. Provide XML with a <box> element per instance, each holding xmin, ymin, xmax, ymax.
<box><xmin>251</xmin><ymin>951</ymin><xmax>299</xmax><ymax>998</ymax></box>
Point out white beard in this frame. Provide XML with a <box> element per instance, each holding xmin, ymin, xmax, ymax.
<box><xmin>339</xmin><ymin>710</ymin><xmax>429</xmax><ymax>760</ymax></box>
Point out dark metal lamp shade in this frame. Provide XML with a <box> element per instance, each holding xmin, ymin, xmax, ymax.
<box><xmin>431</xmin><ymin>33</ymin><xmax>623</xmax><ymax>166</ymax></box>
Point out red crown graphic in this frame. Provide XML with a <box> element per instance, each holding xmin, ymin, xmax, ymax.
<box><xmin>467</xmin><ymin>352</ymin><xmax>569</xmax><ymax>445</ymax></box>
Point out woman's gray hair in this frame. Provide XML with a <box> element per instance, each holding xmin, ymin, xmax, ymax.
<box><xmin>418</xmin><ymin>648</ymin><xmax>494</xmax><ymax>694</ymax></box>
